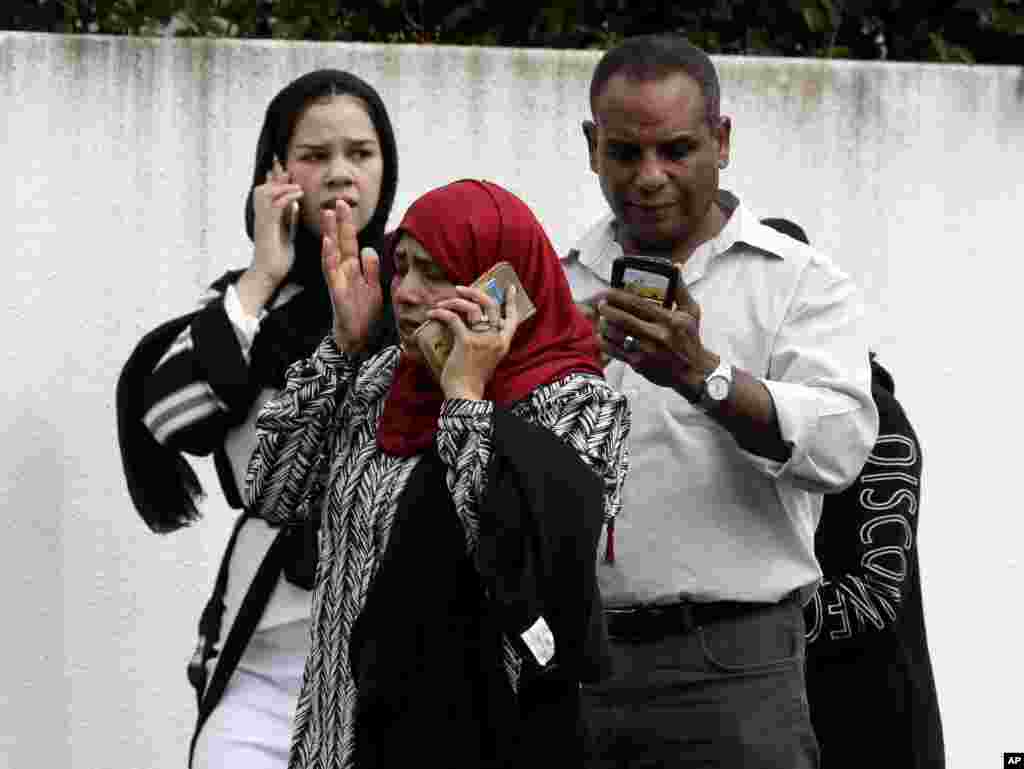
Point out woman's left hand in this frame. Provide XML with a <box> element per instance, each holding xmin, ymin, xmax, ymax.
<box><xmin>322</xmin><ymin>200</ymin><xmax>382</xmax><ymax>355</ymax></box>
<box><xmin>426</xmin><ymin>284</ymin><xmax>522</xmax><ymax>400</ymax></box>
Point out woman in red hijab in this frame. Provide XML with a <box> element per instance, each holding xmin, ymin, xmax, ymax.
<box><xmin>247</xmin><ymin>180</ymin><xmax>630</xmax><ymax>769</ymax></box>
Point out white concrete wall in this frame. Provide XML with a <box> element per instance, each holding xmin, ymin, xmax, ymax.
<box><xmin>3</xmin><ymin>31</ymin><xmax>1022</xmax><ymax>768</ymax></box>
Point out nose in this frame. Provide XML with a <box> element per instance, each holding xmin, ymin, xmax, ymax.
<box><xmin>325</xmin><ymin>152</ymin><xmax>355</xmax><ymax>189</ymax></box>
<box><xmin>634</xmin><ymin>149</ymin><xmax>667</xmax><ymax>192</ymax></box>
<box><xmin>392</xmin><ymin>269</ymin><xmax>424</xmax><ymax>309</ymax></box>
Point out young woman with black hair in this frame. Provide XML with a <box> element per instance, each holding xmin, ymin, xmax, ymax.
<box><xmin>116</xmin><ymin>69</ymin><xmax>399</xmax><ymax>769</ymax></box>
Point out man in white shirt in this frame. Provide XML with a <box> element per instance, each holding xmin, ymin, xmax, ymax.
<box><xmin>563</xmin><ymin>35</ymin><xmax>879</xmax><ymax>768</ymax></box>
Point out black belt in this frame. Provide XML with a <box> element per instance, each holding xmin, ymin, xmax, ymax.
<box><xmin>604</xmin><ymin>597</ymin><xmax>784</xmax><ymax>642</ymax></box>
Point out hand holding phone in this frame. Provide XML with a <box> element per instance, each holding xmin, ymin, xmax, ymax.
<box><xmin>414</xmin><ymin>261</ymin><xmax>536</xmax><ymax>382</ymax></box>
<box><xmin>238</xmin><ymin>157</ymin><xmax>304</xmax><ymax>316</ymax></box>
<box><xmin>601</xmin><ymin>256</ymin><xmax>680</xmax><ymax>358</ymax></box>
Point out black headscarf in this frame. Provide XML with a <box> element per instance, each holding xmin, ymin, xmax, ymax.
<box><xmin>117</xmin><ymin>69</ymin><xmax>399</xmax><ymax>532</ymax></box>
<box><xmin>245</xmin><ymin>68</ymin><xmax>400</xmax><ymax>389</ymax></box>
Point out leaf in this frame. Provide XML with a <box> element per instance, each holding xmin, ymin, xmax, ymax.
<box><xmin>744</xmin><ymin>26</ymin><xmax>777</xmax><ymax>55</ymax></box>
<box><xmin>928</xmin><ymin>31</ymin><xmax>977</xmax><ymax>63</ymax></box>
<box><xmin>802</xmin><ymin>5</ymin><xmax>827</xmax><ymax>32</ymax></box>
<box><xmin>540</xmin><ymin>6</ymin><xmax>568</xmax><ymax>37</ymax></box>
<box><xmin>210</xmin><ymin>14</ymin><xmax>231</xmax><ymax>35</ymax></box>
<box><xmin>991</xmin><ymin>6</ymin><xmax>1024</xmax><ymax>34</ymax></box>
<box><xmin>818</xmin><ymin>0</ymin><xmax>846</xmax><ymax>28</ymax></box>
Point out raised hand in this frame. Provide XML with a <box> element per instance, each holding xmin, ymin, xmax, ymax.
<box><xmin>423</xmin><ymin>284</ymin><xmax>522</xmax><ymax>401</ymax></box>
<box><xmin>321</xmin><ymin>199</ymin><xmax>382</xmax><ymax>355</ymax></box>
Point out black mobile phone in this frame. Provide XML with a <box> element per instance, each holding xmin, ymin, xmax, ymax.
<box><xmin>610</xmin><ymin>256</ymin><xmax>679</xmax><ymax>309</ymax></box>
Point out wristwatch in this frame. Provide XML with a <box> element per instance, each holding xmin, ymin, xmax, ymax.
<box><xmin>697</xmin><ymin>358</ymin><xmax>734</xmax><ymax>413</ymax></box>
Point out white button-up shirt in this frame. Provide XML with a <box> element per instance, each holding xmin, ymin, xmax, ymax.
<box><xmin>562</xmin><ymin>192</ymin><xmax>879</xmax><ymax>605</ymax></box>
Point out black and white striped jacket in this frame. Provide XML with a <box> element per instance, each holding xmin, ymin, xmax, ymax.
<box><xmin>247</xmin><ymin>338</ymin><xmax>631</xmax><ymax>769</ymax></box>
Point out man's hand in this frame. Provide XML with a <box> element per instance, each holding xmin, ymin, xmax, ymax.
<box><xmin>599</xmin><ymin>271</ymin><xmax>790</xmax><ymax>461</ymax></box>
<box><xmin>598</xmin><ymin>276</ymin><xmax>718</xmax><ymax>400</ymax></box>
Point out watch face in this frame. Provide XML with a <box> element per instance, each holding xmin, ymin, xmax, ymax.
<box><xmin>707</xmin><ymin>375</ymin><xmax>730</xmax><ymax>400</ymax></box>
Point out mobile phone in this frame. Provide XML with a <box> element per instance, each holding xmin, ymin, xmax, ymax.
<box><xmin>413</xmin><ymin>261</ymin><xmax>537</xmax><ymax>381</ymax></box>
<box><xmin>288</xmin><ymin>200</ymin><xmax>299</xmax><ymax>244</ymax></box>
<box><xmin>610</xmin><ymin>256</ymin><xmax>678</xmax><ymax>309</ymax></box>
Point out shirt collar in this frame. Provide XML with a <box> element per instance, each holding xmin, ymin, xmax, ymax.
<box><xmin>573</xmin><ymin>211</ymin><xmax>623</xmax><ymax>280</ymax></box>
<box><xmin>575</xmin><ymin>190</ymin><xmax>790</xmax><ymax>284</ymax></box>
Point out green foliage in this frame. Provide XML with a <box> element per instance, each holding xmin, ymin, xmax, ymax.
<box><xmin>2</xmin><ymin>0</ymin><xmax>1021</xmax><ymax>65</ymax></box>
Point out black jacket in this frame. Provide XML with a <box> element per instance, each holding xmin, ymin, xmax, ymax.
<box><xmin>805</xmin><ymin>360</ymin><xmax>944</xmax><ymax>768</ymax></box>
<box><xmin>350</xmin><ymin>408</ymin><xmax>610</xmax><ymax>768</ymax></box>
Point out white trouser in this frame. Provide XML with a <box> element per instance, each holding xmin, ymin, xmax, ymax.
<box><xmin>192</xmin><ymin>618</ymin><xmax>310</xmax><ymax>769</ymax></box>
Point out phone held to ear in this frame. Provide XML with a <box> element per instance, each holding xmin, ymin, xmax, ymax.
<box><xmin>610</xmin><ymin>255</ymin><xmax>678</xmax><ymax>309</ymax></box>
<box><xmin>413</xmin><ymin>261</ymin><xmax>537</xmax><ymax>382</ymax></box>
<box><xmin>288</xmin><ymin>199</ymin><xmax>299</xmax><ymax>244</ymax></box>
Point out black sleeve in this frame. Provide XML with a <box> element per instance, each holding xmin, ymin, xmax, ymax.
<box><xmin>139</xmin><ymin>270</ymin><xmax>258</xmax><ymax>457</ymax></box>
<box><xmin>117</xmin><ymin>270</ymin><xmax>253</xmax><ymax>532</ymax></box>
<box><xmin>805</xmin><ymin>384</ymin><xmax>923</xmax><ymax>649</ymax></box>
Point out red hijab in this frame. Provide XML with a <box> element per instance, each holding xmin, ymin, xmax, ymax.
<box><xmin>377</xmin><ymin>180</ymin><xmax>603</xmax><ymax>456</ymax></box>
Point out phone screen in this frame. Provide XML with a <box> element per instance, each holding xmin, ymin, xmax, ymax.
<box><xmin>481</xmin><ymin>276</ymin><xmax>506</xmax><ymax>311</ymax></box>
<box><xmin>621</xmin><ymin>266</ymin><xmax>672</xmax><ymax>305</ymax></box>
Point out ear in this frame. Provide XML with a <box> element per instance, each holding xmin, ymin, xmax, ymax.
<box><xmin>581</xmin><ymin>119</ymin><xmax>599</xmax><ymax>173</ymax></box>
<box><xmin>715</xmin><ymin>116</ymin><xmax>732</xmax><ymax>169</ymax></box>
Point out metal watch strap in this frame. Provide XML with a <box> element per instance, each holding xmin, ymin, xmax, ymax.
<box><xmin>697</xmin><ymin>359</ymin><xmax>734</xmax><ymax>413</ymax></box>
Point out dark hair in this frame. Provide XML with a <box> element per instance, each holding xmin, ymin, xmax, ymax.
<box><xmin>589</xmin><ymin>34</ymin><xmax>720</xmax><ymax>127</ymax></box>
<box><xmin>244</xmin><ymin>69</ymin><xmax>399</xmax><ymax>256</ymax></box>
<box><xmin>761</xmin><ymin>217</ymin><xmax>810</xmax><ymax>244</ymax></box>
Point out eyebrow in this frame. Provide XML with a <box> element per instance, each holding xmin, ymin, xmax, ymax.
<box><xmin>294</xmin><ymin>137</ymin><xmax>379</xmax><ymax>150</ymax></box>
<box><xmin>606</xmin><ymin>132</ymin><xmax>698</xmax><ymax>145</ymax></box>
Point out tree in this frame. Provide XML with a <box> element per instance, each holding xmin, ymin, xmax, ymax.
<box><xmin>2</xmin><ymin>0</ymin><xmax>1021</xmax><ymax>65</ymax></box>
